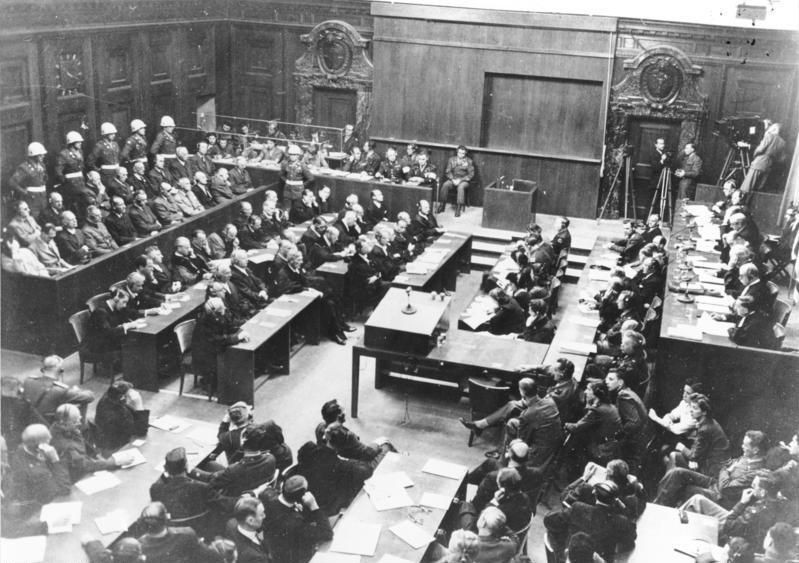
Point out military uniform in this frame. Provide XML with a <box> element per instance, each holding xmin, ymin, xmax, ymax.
<box><xmin>187</xmin><ymin>153</ymin><xmax>215</xmax><ymax>180</ymax></box>
<box><xmin>8</xmin><ymin>160</ymin><xmax>48</xmax><ymax>217</ymax></box>
<box><xmin>150</xmin><ymin>130</ymin><xmax>178</xmax><ymax>159</ymax></box>
<box><xmin>55</xmin><ymin>147</ymin><xmax>92</xmax><ymax>211</ymax></box>
<box><xmin>87</xmin><ymin>138</ymin><xmax>121</xmax><ymax>186</ymax></box>
<box><xmin>280</xmin><ymin>160</ymin><xmax>314</xmax><ymax>205</ymax></box>
<box><xmin>120</xmin><ymin>133</ymin><xmax>148</xmax><ymax>169</ymax></box>
<box><xmin>410</xmin><ymin>160</ymin><xmax>438</xmax><ymax>187</ymax></box>
<box><xmin>440</xmin><ymin>155</ymin><xmax>475</xmax><ymax>206</ymax></box>
<box><xmin>376</xmin><ymin>158</ymin><xmax>404</xmax><ymax>183</ymax></box>
<box><xmin>551</xmin><ymin>228</ymin><xmax>572</xmax><ymax>256</ymax></box>
<box><xmin>22</xmin><ymin>375</ymin><xmax>95</xmax><ymax>422</ymax></box>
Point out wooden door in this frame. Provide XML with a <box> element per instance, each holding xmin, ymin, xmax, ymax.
<box><xmin>313</xmin><ymin>87</ymin><xmax>356</xmax><ymax>129</ymax></box>
<box><xmin>628</xmin><ymin>119</ymin><xmax>681</xmax><ymax>215</ymax></box>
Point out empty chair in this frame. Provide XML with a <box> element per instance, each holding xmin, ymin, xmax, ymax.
<box><xmin>466</xmin><ymin>378</ymin><xmax>511</xmax><ymax>447</ymax></box>
<box><xmin>173</xmin><ymin>319</ymin><xmax>197</xmax><ymax>396</ymax></box>
<box><xmin>68</xmin><ymin>309</ymin><xmax>103</xmax><ymax>383</ymax></box>
<box><xmin>772</xmin><ymin>298</ymin><xmax>791</xmax><ymax>327</ymax></box>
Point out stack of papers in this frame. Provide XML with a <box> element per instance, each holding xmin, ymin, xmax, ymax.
<box><xmin>95</xmin><ymin>509</ymin><xmax>129</xmax><ymax>535</ymax></box>
<box><xmin>574</xmin><ymin>316</ymin><xmax>602</xmax><ymax>328</ymax></box>
<box><xmin>363</xmin><ymin>481</ymin><xmax>414</xmax><ymax>511</ymax></box>
<box><xmin>0</xmin><ymin>536</ymin><xmax>47</xmax><ymax>563</ymax></box>
<box><xmin>695</xmin><ymin>240</ymin><xmax>720</xmax><ymax>253</ymax></box>
<box><xmin>329</xmin><ymin>522</ymin><xmax>381</xmax><ymax>556</ymax></box>
<box><xmin>589</xmin><ymin>269</ymin><xmax>611</xmax><ymax>282</ymax></box>
<box><xmin>75</xmin><ymin>471</ymin><xmax>121</xmax><ymax>495</ymax></box>
<box><xmin>40</xmin><ymin>502</ymin><xmax>81</xmax><ymax>534</ymax></box>
<box><xmin>112</xmin><ymin>447</ymin><xmax>146</xmax><ymax>469</ymax></box>
<box><xmin>419</xmin><ymin>492</ymin><xmax>452</xmax><ymax>510</ymax></box>
<box><xmin>309</xmin><ymin>553</ymin><xmax>361</xmax><ymax>563</ymax></box>
<box><xmin>421</xmin><ymin>459</ymin><xmax>467</xmax><ymax>480</ymax></box>
<box><xmin>266</xmin><ymin>307</ymin><xmax>293</xmax><ymax>318</ymax></box>
<box><xmin>405</xmin><ymin>263</ymin><xmax>428</xmax><ymax>275</ymax></box>
<box><xmin>559</xmin><ymin>342</ymin><xmax>597</xmax><ymax>356</ymax></box>
<box><xmin>697</xmin><ymin>313</ymin><xmax>735</xmax><ymax>337</ymax></box>
<box><xmin>667</xmin><ymin>324</ymin><xmax>704</xmax><ymax>341</ymax></box>
<box><xmin>389</xmin><ymin>520</ymin><xmax>434</xmax><ymax>549</ymax></box>
<box><xmin>697</xmin><ymin>272</ymin><xmax>724</xmax><ymax>285</ymax></box>
<box><xmin>150</xmin><ymin>415</ymin><xmax>191</xmax><ymax>433</ymax></box>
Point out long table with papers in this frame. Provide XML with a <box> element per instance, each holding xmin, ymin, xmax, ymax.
<box><xmin>654</xmin><ymin>202</ymin><xmax>799</xmax><ymax>441</ymax></box>
<box><xmin>311</xmin><ymin>452</ymin><xmax>467</xmax><ymax>563</ymax></box>
<box><xmin>2</xmin><ymin>412</ymin><xmax>223</xmax><ymax>563</ymax></box>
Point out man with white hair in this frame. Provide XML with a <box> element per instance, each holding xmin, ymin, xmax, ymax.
<box><xmin>22</xmin><ymin>355</ymin><xmax>94</xmax><ymax>422</ymax></box>
<box><xmin>230</xmin><ymin>249</ymin><xmax>269</xmax><ymax>310</ymax></box>
<box><xmin>212</xmin><ymin>263</ymin><xmax>253</xmax><ymax>321</ymax></box>
<box><xmin>85</xmin><ymin>170</ymin><xmax>111</xmax><ymax>217</ymax></box>
<box><xmin>128</xmin><ymin>189</ymin><xmax>163</xmax><ymax>236</ymax></box>
<box><xmin>151</xmin><ymin>182</ymin><xmax>185</xmax><ymax>226</ymax></box>
<box><xmin>55</xmin><ymin>210</ymin><xmax>92</xmax><ymax>264</ymax></box>
<box><xmin>82</xmin><ymin>204</ymin><xmax>118</xmax><ymax>256</ymax></box>
<box><xmin>172</xmin><ymin>177</ymin><xmax>205</xmax><ymax>217</ymax></box>
<box><xmin>208</xmin><ymin>224</ymin><xmax>239</xmax><ymax>259</ymax></box>
<box><xmin>147</xmin><ymin>153</ymin><xmax>172</xmax><ymax>199</ymax></box>
<box><xmin>192</xmin><ymin>170</ymin><xmax>215</xmax><ymax>208</ymax></box>
<box><xmin>51</xmin><ymin>403</ymin><xmax>123</xmax><ymax>482</ymax></box>
<box><xmin>370</xmin><ymin>226</ymin><xmax>401</xmax><ymax>281</ymax></box>
<box><xmin>37</xmin><ymin>191</ymin><xmax>65</xmax><ymax>230</ymax></box>
<box><xmin>333</xmin><ymin>210</ymin><xmax>361</xmax><ymax>246</ymax></box>
<box><xmin>210</xmin><ymin>167</ymin><xmax>235</xmax><ymax>204</ymax></box>
<box><xmin>106</xmin><ymin>166</ymin><xmax>134</xmax><ymax>205</ymax></box>
<box><xmin>171</xmin><ymin>236</ymin><xmax>210</xmax><ymax>285</ymax></box>
<box><xmin>9</xmin><ymin>423</ymin><xmax>71</xmax><ymax>505</ymax></box>
<box><xmin>229</xmin><ymin>156</ymin><xmax>254</xmax><ymax>194</ymax></box>
<box><xmin>168</xmin><ymin>146</ymin><xmax>191</xmax><ymax>182</ymax></box>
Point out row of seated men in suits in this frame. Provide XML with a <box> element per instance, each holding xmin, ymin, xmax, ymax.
<box><xmin>74</xmin><ymin>188</ymin><xmax>444</xmax><ymax>393</ymax></box>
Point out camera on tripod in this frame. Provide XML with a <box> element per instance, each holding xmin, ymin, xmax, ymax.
<box><xmin>713</xmin><ymin>115</ymin><xmax>764</xmax><ymax>147</ymax></box>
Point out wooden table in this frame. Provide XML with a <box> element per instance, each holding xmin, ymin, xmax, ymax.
<box><xmin>655</xmin><ymin>203</ymin><xmax>799</xmax><ymax>442</ymax></box>
<box><xmin>617</xmin><ymin>503</ymin><xmax>718</xmax><ymax>563</ymax></box>
<box><xmin>217</xmin><ymin>291</ymin><xmax>321</xmax><ymax>405</ymax></box>
<box><xmin>122</xmin><ymin>285</ymin><xmax>208</xmax><ymax>392</ymax></box>
<box><xmin>40</xmin><ymin>417</ymin><xmax>220</xmax><ymax>563</ymax></box>
<box><xmin>314</xmin><ymin>451</ymin><xmax>466</xmax><ymax>563</ymax></box>
<box><xmin>391</xmin><ymin>232</ymin><xmax>472</xmax><ymax>293</ymax></box>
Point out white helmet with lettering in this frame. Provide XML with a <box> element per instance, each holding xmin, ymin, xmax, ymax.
<box><xmin>66</xmin><ymin>131</ymin><xmax>84</xmax><ymax>145</ymax></box>
<box><xmin>100</xmin><ymin>122</ymin><xmax>117</xmax><ymax>136</ymax></box>
<box><xmin>160</xmin><ymin>115</ymin><xmax>175</xmax><ymax>127</ymax></box>
<box><xmin>130</xmin><ymin>119</ymin><xmax>146</xmax><ymax>132</ymax></box>
<box><xmin>287</xmin><ymin>144</ymin><xmax>303</xmax><ymax>156</ymax></box>
<box><xmin>27</xmin><ymin>142</ymin><xmax>47</xmax><ymax>157</ymax></box>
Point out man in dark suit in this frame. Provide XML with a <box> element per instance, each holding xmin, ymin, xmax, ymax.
<box><xmin>675</xmin><ymin>142</ymin><xmax>703</xmax><ymax>200</ymax></box>
<box><xmin>128</xmin><ymin>189</ymin><xmax>162</xmax><ymax>237</ymax></box>
<box><xmin>727</xmin><ymin>295</ymin><xmax>778</xmax><ymax>349</ymax></box>
<box><xmin>137</xmin><ymin>501</ymin><xmax>218</xmax><ymax>563</ymax></box>
<box><xmin>408</xmin><ymin>199</ymin><xmax>443</xmax><ymax>243</ymax></box>
<box><xmin>150</xmin><ymin>447</ymin><xmax>218</xmax><ymax>521</ymax></box>
<box><xmin>146</xmin><ymin>154</ymin><xmax>172</xmax><ymax>199</ymax></box>
<box><xmin>363</xmin><ymin>189</ymin><xmax>389</xmax><ymax>229</ymax></box>
<box><xmin>544</xmin><ymin>481</ymin><xmax>637</xmax><ymax>563</ymax></box>
<box><xmin>261</xmin><ymin>475</ymin><xmax>334</xmax><ymax>563</ymax></box>
<box><xmin>187</xmin><ymin>140</ymin><xmax>216</xmax><ymax>181</ymax></box>
<box><xmin>306</xmin><ymin>225</ymin><xmax>353</xmax><ymax>270</ymax></box>
<box><xmin>347</xmin><ymin>238</ymin><xmax>389</xmax><ymax>306</ymax></box>
<box><xmin>82</xmin><ymin>289</ymin><xmax>138</xmax><ymax>362</ymax></box>
<box><xmin>228</xmin><ymin>496</ymin><xmax>270</xmax><ymax>563</ymax></box>
<box><xmin>209</xmin><ymin>167</ymin><xmax>235</xmax><ymax>205</ymax></box>
<box><xmin>333</xmin><ymin>210</ymin><xmax>362</xmax><ymax>246</ymax></box>
<box><xmin>171</xmin><ymin>236</ymin><xmax>210</xmax><ymax>287</ymax></box>
<box><xmin>128</xmin><ymin>160</ymin><xmax>150</xmax><ymax>197</ymax></box>
<box><xmin>459</xmin><ymin>467</ymin><xmax>533</xmax><ymax>534</ymax></box>
<box><xmin>369</xmin><ymin>226</ymin><xmax>401</xmax><ymax>282</ymax></box>
<box><xmin>168</xmin><ymin>146</ymin><xmax>192</xmax><ymax>184</ymax></box>
<box><xmin>641</xmin><ymin>214</ymin><xmax>663</xmax><ymax>244</ymax></box>
<box><xmin>106</xmin><ymin>167</ymin><xmax>135</xmax><ymax>204</ymax></box>
<box><xmin>290</xmin><ymin>189</ymin><xmax>319</xmax><ymax>224</ymax></box>
<box><xmin>228</xmin><ymin>156</ymin><xmax>254</xmax><ymax>195</ymax></box>
<box><xmin>192</xmin><ymin>171</ymin><xmax>215</xmax><ymax>208</ymax></box>
<box><xmin>301</xmin><ymin>216</ymin><xmax>326</xmax><ymax>250</ymax></box>
<box><xmin>230</xmin><ymin>249</ymin><xmax>269</xmax><ymax>311</ymax></box>
<box><xmin>608</xmin><ymin>220</ymin><xmax>645</xmax><ymax>264</ymax></box>
<box><xmin>634</xmin><ymin>257</ymin><xmax>664</xmax><ymax>306</ymax></box>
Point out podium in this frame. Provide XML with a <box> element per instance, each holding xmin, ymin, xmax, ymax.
<box><xmin>481</xmin><ymin>179</ymin><xmax>537</xmax><ymax>231</ymax></box>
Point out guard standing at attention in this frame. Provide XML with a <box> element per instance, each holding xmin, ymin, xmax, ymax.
<box><xmin>8</xmin><ymin>142</ymin><xmax>49</xmax><ymax>218</ymax></box>
<box><xmin>87</xmin><ymin>122</ymin><xmax>121</xmax><ymax>187</ymax></box>
<box><xmin>150</xmin><ymin>115</ymin><xmax>177</xmax><ymax>161</ymax></box>
<box><xmin>120</xmin><ymin>119</ymin><xmax>149</xmax><ymax>171</ymax></box>
<box><xmin>280</xmin><ymin>144</ymin><xmax>315</xmax><ymax>207</ymax></box>
<box><xmin>56</xmin><ymin>131</ymin><xmax>93</xmax><ymax>212</ymax></box>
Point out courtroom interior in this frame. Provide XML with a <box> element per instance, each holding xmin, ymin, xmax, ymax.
<box><xmin>2</xmin><ymin>1</ymin><xmax>799</xmax><ymax>562</ymax></box>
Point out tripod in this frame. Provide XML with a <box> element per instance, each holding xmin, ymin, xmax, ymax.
<box><xmin>716</xmin><ymin>143</ymin><xmax>751</xmax><ymax>185</ymax></box>
<box><xmin>648</xmin><ymin>166</ymin><xmax>674</xmax><ymax>225</ymax></box>
<box><xmin>598</xmin><ymin>152</ymin><xmax>636</xmax><ymax>222</ymax></box>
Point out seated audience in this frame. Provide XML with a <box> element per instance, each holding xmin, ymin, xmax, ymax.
<box><xmin>209</xmin><ymin>167</ymin><xmax>235</xmax><ymax>204</ymax></box>
<box><xmin>209</xmin><ymin>401</ymin><xmax>253</xmax><ymax>466</ymax></box>
<box><xmin>364</xmin><ymin>189</ymin><xmax>389</xmax><ymax>229</ymax></box>
<box><xmin>369</xmin><ymin>225</ymin><xmax>402</xmax><ymax>282</ymax></box>
<box><xmin>314</xmin><ymin>399</ymin><xmax>395</xmax><ymax>467</ymax></box>
<box><xmin>55</xmin><ymin>210</ymin><xmax>92</xmax><ymax>264</ymax></box>
<box><xmin>431</xmin><ymin>529</ymin><xmax>480</xmax><ymax>563</ymax></box>
<box><xmin>1</xmin><ymin>232</ymin><xmax>49</xmax><ymax>276</ymax></box>
<box><xmin>9</xmin><ymin>423</ymin><xmax>71</xmax><ymax>507</ymax></box>
<box><xmin>150</xmin><ymin>447</ymin><xmax>219</xmax><ymax>523</ymax></box>
<box><xmin>22</xmin><ymin>355</ymin><xmax>94</xmax><ymax>422</ymax></box>
<box><xmin>192</xmin><ymin>171</ymin><xmax>215</xmax><ymax>208</ymax></box>
<box><xmin>439</xmin><ymin>144</ymin><xmax>474</xmax><ymax>216</ymax></box>
<box><xmin>467</xmin><ymin>440</ymin><xmax>543</xmax><ymax>502</ymax></box>
<box><xmin>472</xmin><ymin>506</ymin><xmax>518</xmax><ymax>563</ymax></box>
<box><xmin>459</xmin><ymin>467</ymin><xmax>532</xmax><ymax>533</ymax></box>
<box><xmin>37</xmin><ymin>192</ymin><xmax>65</xmax><ymax>230</ymax></box>
<box><xmin>136</xmin><ymin>501</ymin><xmax>218</xmax><ymax>563</ymax></box>
<box><xmin>561</xmin><ymin>459</ymin><xmax>646</xmax><ymax>519</ymax></box>
<box><xmin>128</xmin><ymin>189</ymin><xmax>162</xmax><ymax>237</ymax></box>
<box><xmin>409</xmin><ymin>199</ymin><xmax>444</xmax><ymax>242</ymax></box>
<box><xmin>756</xmin><ymin>522</ymin><xmax>797</xmax><ymax>563</ymax></box>
<box><xmin>607</xmin><ymin>220</ymin><xmax>645</xmax><ymax>264</ymax></box>
<box><xmin>82</xmin><ymin>288</ymin><xmax>138</xmax><ymax>365</ymax></box>
<box><xmin>51</xmin><ymin>403</ymin><xmax>124</xmax><ymax>482</ymax></box>
<box><xmin>191</xmin><ymin>297</ymin><xmax>249</xmax><ymax>393</ymax></box>
<box><xmin>290</xmin><ymin>189</ymin><xmax>319</xmax><ymax>224</ymax></box>
<box><xmin>480</xmin><ymin>288</ymin><xmax>526</xmax><ymax>335</ymax></box>
<box><xmin>94</xmin><ymin>380</ymin><xmax>149</xmax><ymax>450</ymax></box>
<box><xmin>665</xmin><ymin>393</ymin><xmax>730</xmax><ymax>477</ymax></box>
<box><xmin>347</xmin><ymin>237</ymin><xmax>390</xmax><ymax>306</ymax></box>
<box><xmin>173</xmin><ymin>177</ymin><xmax>205</xmax><ymax>216</ymax></box>
<box><xmin>260</xmin><ymin>475</ymin><xmax>334</xmax><ymax>563</ymax></box>
<box><xmin>565</xmin><ymin>381</ymin><xmax>622</xmax><ymax>466</ymax></box>
<box><xmin>208</xmin><ymin>223</ymin><xmax>239</xmax><ymax>259</ymax></box>
<box><xmin>229</xmin><ymin>249</ymin><xmax>269</xmax><ymax>310</ymax></box>
<box><xmin>8</xmin><ymin>200</ymin><xmax>41</xmax><ymax>246</ymax></box>
<box><xmin>30</xmin><ymin>222</ymin><xmax>72</xmax><ymax>274</ymax></box>
<box><xmin>172</xmin><ymin>236</ymin><xmax>210</xmax><ymax>286</ymax></box>
<box><xmin>727</xmin><ymin>295</ymin><xmax>779</xmax><ymax>349</ymax></box>
<box><xmin>105</xmin><ymin>196</ymin><xmax>140</xmax><ymax>245</ymax></box>
<box><xmin>227</xmin><ymin>496</ymin><xmax>270</xmax><ymax>563</ymax></box>
<box><xmin>519</xmin><ymin>298</ymin><xmax>555</xmax><ymax>343</ymax></box>
<box><xmin>150</xmin><ymin>182</ymin><xmax>185</xmax><ymax>226</ymax></box>
<box><xmin>82</xmin><ymin>536</ymin><xmax>144</xmax><ymax>563</ymax></box>
<box><xmin>228</xmin><ymin>156</ymin><xmax>254</xmax><ymax>194</ymax></box>
<box><xmin>648</xmin><ymin>378</ymin><xmax>701</xmax><ymax>437</ymax></box>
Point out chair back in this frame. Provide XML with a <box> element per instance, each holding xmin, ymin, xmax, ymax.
<box><xmin>548</xmin><ymin>277</ymin><xmax>562</xmax><ymax>315</ymax></box>
<box><xmin>772</xmin><ymin>298</ymin><xmax>791</xmax><ymax>327</ymax></box>
<box><xmin>68</xmin><ymin>310</ymin><xmax>91</xmax><ymax>344</ymax></box>
<box><xmin>86</xmin><ymin>292</ymin><xmax>111</xmax><ymax>312</ymax></box>
<box><xmin>513</xmin><ymin>514</ymin><xmax>535</xmax><ymax>557</ymax></box>
<box><xmin>467</xmin><ymin>378</ymin><xmax>511</xmax><ymax>421</ymax></box>
<box><xmin>174</xmin><ymin>319</ymin><xmax>196</xmax><ymax>355</ymax></box>
<box><xmin>773</xmin><ymin>322</ymin><xmax>786</xmax><ymax>348</ymax></box>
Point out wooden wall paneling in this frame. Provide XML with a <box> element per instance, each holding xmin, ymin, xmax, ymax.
<box><xmin>233</xmin><ymin>26</ymin><xmax>281</xmax><ymax>124</ymax></box>
<box><xmin>96</xmin><ymin>32</ymin><xmax>135</xmax><ymax>138</ymax></box>
<box><xmin>0</xmin><ymin>40</ymin><xmax>42</xmax><ymax>187</ymax></box>
<box><xmin>214</xmin><ymin>23</ymin><xmax>233</xmax><ymax>118</ymax></box>
<box><xmin>148</xmin><ymin>30</ymin><xmax>177</xmax><ymax>129</ymax></box>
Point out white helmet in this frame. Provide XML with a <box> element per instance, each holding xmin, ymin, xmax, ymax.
<box><xmin>287</xmin><ymin>144</ymin><xmax>303</xmax><ymax>156</ymax></box>
<box><xmin>27</xmin><ymin>142</ymin><xmax>47</xmax><ymax>157</ymax></box>
<box><xmin>66</xmin><ymin>131</ymin><xmax>84</xmax><ymax>145</ymax></box>
<box><xmin>100</xmin><ymin>122</ymin><xmax>117</xmax><ymax>136</ymax></box>
<box><xmin>160</xmin><ymin>115</ymin><xmax>175</xmax><ymax>127</ymax></box>
<box><xmin>130</xmin><ymin>119</ymin><xmax>146</xmax><ymax>132</ymax></box>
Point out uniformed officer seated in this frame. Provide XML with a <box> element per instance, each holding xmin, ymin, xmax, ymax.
<box><xmin>22</xmin><ymin>355</ymin><xmax>94</xmax><ymax>423</ymax></box>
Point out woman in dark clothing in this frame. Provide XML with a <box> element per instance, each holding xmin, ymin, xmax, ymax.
<box><xmin>94</xmin><ymin>380</ymin><xmax>150</xmax><ymax>450</ymax></box>
<box><xmin>481</xmin><ymin>288</ymin><xmax>525</xmax><ymax>335</ymax></box>
<box><xmin>597</xmin><ymin>290</ymin><xmax>642</xmax><ymax>354</ymax></box>
<box><xmin>565</xmin><ymin>381</ymin><xmax>622</xmax><ymax>466</ymax></box>
<box><xmin>191</xmin><ymin>297</ymin><xmax>249</xmax><ymax>393</ymax></box>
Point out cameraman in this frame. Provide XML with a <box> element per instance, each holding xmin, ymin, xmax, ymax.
<box><xmin>740</xmin><ymin>121</ymin><xmax>786</xmax><ymax>196</ymax></box>
<box><xmin>650</xmin><ymin>137</ymin><xmax>671</xmax><ymax>179</ymax></box>
<box><xmin>675</xmin><ymin>142</ymin><xmax>703</xmax><ymax>200</ymax></box>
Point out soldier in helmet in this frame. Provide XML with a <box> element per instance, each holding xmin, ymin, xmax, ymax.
<box><xmin>280</xmin><ymin>144</ymin><xmax>315</xmax><ymax>207</ymax></box>
<box><xmin>87</xmin><ymin>122</ymin><xmax>121</xmax><ymax>188</ymax></box>
<box><xmin>120</xmin><ymin>118</ymin><xmax>149</xmax><ymax>170</ymax></box>
<box><xmin>55</xmin><ymin>131</ymin><xmax>93</xmax><ymax>213</ymax></box>
<box><xmin>8</xmin><ymin>141</ymin><xmax>49</xmax><ymax>218</ymax></box>
<box><xmin>150</xmin><ymin>115</ymin><xmax>177</xmax><ymax>160</ymax></box>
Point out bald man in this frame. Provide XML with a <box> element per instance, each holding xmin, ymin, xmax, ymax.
<box><xmin>10</xmin><ymin>424</ymin><xmax>71</xmax><ymax>505</ymax></box>
<box><xmin>22</xmin><ymin>355</ymin><xmax>95</xmax><ymax>422</ymax></box>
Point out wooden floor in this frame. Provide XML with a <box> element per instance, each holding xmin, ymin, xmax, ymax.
<box><xmin>2</xmin><ymin>206</ymin><xmax>796</xmax><ymax>558</ymax></box>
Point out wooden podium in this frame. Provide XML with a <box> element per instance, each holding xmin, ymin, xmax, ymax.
<box><xmin>481</xmin><ymin>179</ymin><xmax>537</xmax><ymax>231</ymax></box>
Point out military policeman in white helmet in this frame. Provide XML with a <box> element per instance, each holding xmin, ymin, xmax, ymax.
<box><xmin>88</xmin><ymin>122</ymin><xmax>121</xmax><ymax>188</ymax></box>
<box><xmin>280</xmin><ymin>143</ymin><xmax>315</xmax><ymax>207</ymax></box>
<box><xmin>8</xmin><ymin>141</ymin><xmax>49</xmax><ymax>217</ymax></box>
<box><xmin>56</xmin><ymin>131</ymin><xmax>94</xmax><ymax>211</ymax></box>
<box><xmin>150</xmin><ymin>115</ymin><xmax>177</xmax><ymax>160</ymax></box>
<box><xmin>121</xmin><ymin>118</ymin><xmax>149</xmax><ymax>170</ymax></box>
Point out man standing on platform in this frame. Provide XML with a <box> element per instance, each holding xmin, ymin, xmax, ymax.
<box><xmin>55</xmin><ymin>132</ymin><xmax>90</xmax><ymax>212</ymax></box>
<box><xmin>8</xmin><ymin>142</ymin><xmax>49</xmax><ymax>219</ymax></box>
<box><xmin>281</xmin><ymin>144</ymin><xmax>315</xmax><ymax>208</ymax></box>
<box><xmin>120</xmin><ymin>119</ymin><xmax>149</xmax><ymax>171</ymax></box>
<box><xmin>88</xmin><ymin>122</ymin><xmax>121</xmax><ymax>188</ymax></box>
<box><xmin>150</xmin><ymin>115</ymin><xmax>178</xmax><ymax>161</ymax></box>
<box><xmin>674</xmin><ymin>142</ymin><xmax>703</xmax><ymax>200</ymax></box>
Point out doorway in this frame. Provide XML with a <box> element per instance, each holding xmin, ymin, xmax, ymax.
<box><xmin>313</xmin><ymin>87</ymin><xmax>356</xmax><ymax>129</ymax></box>
<box><xmin>627</xmin><ymin>119</ymin><xmax>681</xmax><ymax>218</ymax></box>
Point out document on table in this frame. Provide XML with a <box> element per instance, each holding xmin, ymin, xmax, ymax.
<box><xmin>422</xmin><ymin>459</ymin><xmax>467</xmax><ymax>480</ymax></box>
<box><xmin>695</xmin><ymin>240</ymin><xmax>719</xmax><ymax>253</ymax></box>
<box><xmin>377</xmin><ymin>556</ymin><xmax>414</xmax><ymax>563</ymax></box>
<box><xmin>460</xmin><ymin>310</ymin><xmax>492</xmax><ymax>330</ymax></box>
<box><xmin>589</xmin><ymin>269</ymin><xmax>611</xmax><ymax>282</ymax></box>
<box><xmin>419</xmin><ymin>492</ymin><xmax>452</xmax><ymax>510</ymax></box>
<box><xmin>364</xmin><ymin>480</ymin><xmax>414</xmax><ymax>511</ymax></box>
<box><xmin>684</xmin><ymin>204</ymin><xmax>713</xmax><ymax>216</ymax></box>
<box><xmin>329</xmin><ymin>522</ymin><xmax>381</xmax><ymax>556</ymax></box>
<box><xmin>75</xmin><ymin>471</ymin><xmax>121</xmax><ymax>495</ymax></box>
<box><xmin>667</xmin><ymin>324</ymin><xmax>704</xmax><ymax>341</ymax></box>
<box><xmin>40</xmin><ymin>501</ymin><xmax>82</xmax><ymax>533</ymax></box>
<box><xmin>697</xmin><ymin>302</ymin><xmax>731</xmax><ymax>314</ymax></box>
<box><xmin>389</xmin><ymin>520</ymin><xmax>434</xmax><ymax>549</ymax></box>
<box><xmin>112</xmin><ymin>447</ymin><xmax>146</xmax><ymax>469</ymax></box>
<box><xmin>465</xmin><ymin>483</ymin><xmax>478</xmax><ymax>502</ymax></box>
<box><xmin>309</xmin><ymin>553</ymin><xmax>361</xmax><ymax>563</ymax></box>
<box><xmin>0</xmin><ymin>536</ymin><xmax>47</xmax><ymax>563</ymax></box>
<box><xmin>365</xmin><ymin>471</ymin><xmax>414</xmax><ymax>489</ymax></box>
<box><xmin>697</xmin><ymin>313</ymin><xmax>735</xmax><ymax>337</ymax></box>
<box><xmin>697</xmin><ymin>272</ymin><xmax>724</xmax><ymax>285</ymax></box>
<box><xmin>574</xmin><ymin>315</ymin><xmax>602</xmax><ymax>328</ymax></box>
<box><xmin>94</xmin><ymin>509</ymin><xmax>129</xmax><ymax>535</ymax></box>
<box><xmin>393</xmin><ymin>274</ymin><xmax>410</xmax><ymax>283</ymax></box>
<box><xmin>150</xmin><ymin>414</ymin><xmax>192</xmax><ymax>433</ymax></box>
<box><xmin>184</xmin><ymin>424</ymin><xmax>219</xmax><ymax>447</ymax></box>
<box><xmin>694</xmin><ymin>294</ymin><xmax>730</xmax><ymax>306</ymax></box>
<box><xmin>266</xmin><ymin>307</ymin><xmax>293</xmax><ymax>318</ymax></box>
<box><xmin>559</xmin><ymin>342</ymin><xmax>597</xmax><ymax>356</ymax></box>
<box><xmin>405</xmin><ymin>263</ymin><xmax>428</xmax><ymax>275</ymax></box>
